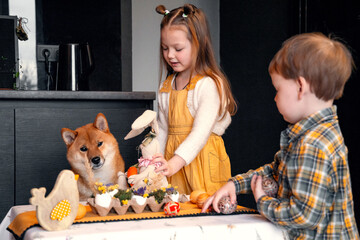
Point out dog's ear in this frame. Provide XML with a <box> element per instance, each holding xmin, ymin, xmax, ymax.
<box><xmin>61</xmin><ymin>128</ymin><xmax>77</xmax><ymax>146</ymax></box>
<box><xmin>94</xmin><ymin>113</ymin><xmax>109</xmax><ymax>132</ymax></box>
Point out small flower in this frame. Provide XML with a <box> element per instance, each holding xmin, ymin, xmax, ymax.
<box><xmin>94</xmin><ymin>182</ymin><xmax>120</xmax><ymax>195</ymax></box>
<box><xmin>133</xmin><ymin>186</ymin><xmax>147</xmax><ymax>196</ymax></box>
<box><xmin>144</xmin><ymin>178</ymin><xmax>149</xmax><ymax>184</ymax></box>
<box><xmin>143</xmin><ymin>193</ymin><xmax>149</xmax><ymax>198</ymax></box>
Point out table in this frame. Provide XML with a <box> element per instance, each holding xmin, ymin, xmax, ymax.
<box><xmin>0</xmin><ymin>204</ymin><xmax>288</xmax><ymax>240</ymax></box>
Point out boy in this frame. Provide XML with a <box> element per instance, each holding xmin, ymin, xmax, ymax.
<box><xmin>202</xmin><ymin>32</ymin><xmax>359</xmax><ymax>239</ymax></box>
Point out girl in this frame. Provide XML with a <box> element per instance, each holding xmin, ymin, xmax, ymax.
<box><xmin>152</xmin><ymin>4</ymin><xmax>237</xmax><ymax>195</ymax></box>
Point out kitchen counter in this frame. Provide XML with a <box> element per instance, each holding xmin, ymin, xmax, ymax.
<box><xmin>0</xmin><ymin>90</ymin><xmax>155</xmax><ymax>100</ymax></box>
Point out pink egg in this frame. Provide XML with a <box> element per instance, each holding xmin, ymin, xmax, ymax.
<box><xmin>218</xmin><ymin>196</ymin><xmax>237</xmax><ymax>214</ymax></box>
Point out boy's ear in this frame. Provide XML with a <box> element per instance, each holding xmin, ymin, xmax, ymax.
<box><xmin>297</xmin><ymin>76</ymin><xmax>310</xmax><ymax>99</ymax></box>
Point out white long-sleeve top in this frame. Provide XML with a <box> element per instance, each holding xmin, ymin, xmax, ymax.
<box><xmin>157</xmin><ymin>75</ymin><xmax>232</xmax><ymax>165</ymax></box>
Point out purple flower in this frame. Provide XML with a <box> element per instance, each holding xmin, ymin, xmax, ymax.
<box><xmin>133</xmin><ymin>186</ymin><xmax>147</xmax><ymax>196</ymax></box>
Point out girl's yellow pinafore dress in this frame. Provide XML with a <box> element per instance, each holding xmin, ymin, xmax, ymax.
<box><xmin>163</xmin><ymin>74</ymin><xmax>231</xmax><ymax>195</ymax></box>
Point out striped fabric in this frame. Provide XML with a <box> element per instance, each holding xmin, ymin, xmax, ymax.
<box><xmin>231</xmin><ymin>106</ymin><xmax>359</xmax><ymax>239</ymax></box>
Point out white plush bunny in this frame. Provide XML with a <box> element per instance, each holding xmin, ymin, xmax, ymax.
<box><xmin>124</xmin><ymin>110</ymin><xmax>168</xmax><ymax>193</ymax></box>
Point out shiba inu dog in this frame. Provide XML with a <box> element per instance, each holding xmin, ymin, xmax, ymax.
<box><xmin>61</xmin><ymin>113</ymin><xmax>127</xmax><ymax>200</ymax></box>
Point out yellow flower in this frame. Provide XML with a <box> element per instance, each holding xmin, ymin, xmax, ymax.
<box><xmin>143</xmin><ymin>193</ymin><xmax>149</xmax><ymax>198</ymax></box>
<box><xmin>144</xmin><ymin>178</ymin><xmax>148</xmax><ymax>184</ymax></box>
<box><xmin>161</xmin><ymin>187</ymin><xmax>166</xmax><ymax>191</ymax></box>
<box><xmin>167</xmin><ymin>184</ymin><xmax>172</xmax><ymax>188</ymax></box>
<box><xmin>121</xmin><ymin>200</ymin><xmax>128</xmax><ymax>205</ymax></box>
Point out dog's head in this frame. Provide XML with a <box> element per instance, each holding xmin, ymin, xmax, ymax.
<box><xmin>61</xmin><ymin>113</ymin><xmax>119</xmax><ymax>172</ymax></box>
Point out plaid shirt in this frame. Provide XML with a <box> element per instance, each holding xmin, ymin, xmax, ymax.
<box><xmin>231</xmin><ymin>106</ymin><xmax>359</xmax><ymax>239</ymax></box>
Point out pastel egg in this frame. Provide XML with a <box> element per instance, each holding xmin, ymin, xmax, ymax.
<box><xmin>218</xmin><ymin>196</ymin><xmax>237</xmax><ymax>214</ymax></box>
<box><xmin>262</xmin><ymin>176</ymin><xmax>278</xmax><ymax>198</ymax></box>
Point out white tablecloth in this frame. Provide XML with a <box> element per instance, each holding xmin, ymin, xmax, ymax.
<box><xmin>0</xmin><ymin>204</ymin><xmax>288</xmax><ymax>240</ymax></box>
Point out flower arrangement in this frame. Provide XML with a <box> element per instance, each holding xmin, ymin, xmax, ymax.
<box><xmin>163</xmin><ymin>184</ymin><xmax>179</xmax><ymax>202</ymax></box>
<box><xmin>92</xmin><ymin>182</ymin><xmax>119</xmax><ymax>209</ymax></box>
<box><xmin>95</xmin><ymin>182</ymin><xmax>119</xmax><ymax>194</ymax></box>
<box><xmin>88</xmin><ymin>183</ymin><xmax>185</xmax><ymax>216</ymax></box>
<box><xmin>164</xmin><ymin>184</ymin><xmax>178</xmax><ymax>195</ymax></box>
<box><xmin>114</xmin><ymin>189</ymin><xmax>133</xmax><ymax>205</ymax></box>
<box><xmin>132</xmin><ymin>186</ymin><xmax>149</xmax><ymax>198</ymax></box>
<box><xmin>149</xmin><ymin>189</ymin><xmax>166</xmax><ymax>203</ymax></box>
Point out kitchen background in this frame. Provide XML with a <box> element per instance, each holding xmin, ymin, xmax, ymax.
<box><xmin>0</xmin><ymin>0</ymin><xmax>359</xmax><ymax>227</ymax></box>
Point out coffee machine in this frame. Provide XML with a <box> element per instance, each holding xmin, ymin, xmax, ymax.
<box><xmin>56</xmin><ymin>43</ymin><xmax>94</xmax><ymax>90</ymax></box>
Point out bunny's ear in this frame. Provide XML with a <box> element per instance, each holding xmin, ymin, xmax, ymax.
<box><xmin>124</xmin><ymin>128</ymin><xmax>144</xmax><ymax>140</ymax></box>
<box><xmin>124</xmin><ymin>110</ymin><xmax>157</xmax><ymax>140</ymax></box>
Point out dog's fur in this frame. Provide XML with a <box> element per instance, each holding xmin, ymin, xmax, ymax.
<box><xmin>61</xmin><ymin>113</ymin><xmax>127</xmax><ymax>200</ymax></box>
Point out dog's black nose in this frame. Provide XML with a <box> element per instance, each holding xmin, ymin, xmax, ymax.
<box><xmin>91</xmin><ymin>157</ymin><xmax>101</xmax><ymax>165</ymax></box>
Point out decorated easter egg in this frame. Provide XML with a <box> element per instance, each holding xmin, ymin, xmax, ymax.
<box><xmin>218</xmin><ymin>196</ymin><xmax>237</xmax><ymax>215</ymax></box>
<box><xmin>262</xmin><ymin>176</ymin><xmax>278</xmax><ymax>198</ymax></box>
<box><xmin>164</xmin><ymin>201</ymin><xmax>180</xmax><ymax>216</ymax></box>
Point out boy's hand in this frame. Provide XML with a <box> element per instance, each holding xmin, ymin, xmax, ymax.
<box><xmin>201</xmin><ymin>181</ymin><xmax>237</xmax><ymax>213</ymax></box>
<box><xmin>251</xmin><ymin>174</ymin><xmax>266</xmax><ymax>202</ymax></box>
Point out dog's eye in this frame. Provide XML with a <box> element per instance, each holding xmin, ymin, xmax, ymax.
<box><xmin>80</xmin><ymin>146</ymin><xmax>88</xmax><ymax>152</ymax></box>
<box><xmin>98</xmin><ymin>142</ymin><xmax>103</xmax><ymax>147</ymax></box>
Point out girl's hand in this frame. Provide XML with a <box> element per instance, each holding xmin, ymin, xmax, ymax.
<box><xmin>201</xmin><ymin>181</ymin><xmax>237</xmax><ymax>213</ymax></box>
<box><xmin>152</xmin><ymin>153</ymin><xmax>169</xmax><ymax>174</ymax></box>
<box><xmin>251</xmin><ymin>174</ymin><xmax>266</xmax><ymax>202</ymax></box>
<box><xmin>152</xmin><ymin>154</ymin><xmax>186</xmax><ymax>177</ymax></box>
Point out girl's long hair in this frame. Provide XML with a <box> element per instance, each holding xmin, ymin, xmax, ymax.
<box><xmin>156</xmin><ymin>4</ymin><xmax>237</xmax><ymax>116</ymax></box>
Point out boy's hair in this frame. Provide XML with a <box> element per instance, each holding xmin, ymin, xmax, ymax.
<box><xmin>268</xmin><ymin>32</ymin><xmax>354</xmax><ymax>100</ymax></box>
<box><xmin>156</xmin><ymin>4</ymin><xmax>237</xmax><ymax>116</ymax></box>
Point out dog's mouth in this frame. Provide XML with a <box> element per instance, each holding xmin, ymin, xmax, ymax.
<box><xmin>90</xmin><ymin>156</ymin><xmax>104</xmax><ymax>170</ymax></box>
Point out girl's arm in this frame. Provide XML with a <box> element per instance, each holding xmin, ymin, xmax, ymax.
<box><xmin>154</xmin><ymin>77</ymin><xmax>222</xmax><ymax>176</ymax></box>
<box><xmin>174</xmin><ymin>77</ymin><xmax>222</xmax><ymax>165</ymax></box>
<box><xmin>157</xmin><ymin>90</ymin><xmax>168</xmax><ymax>155</ymax></box>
